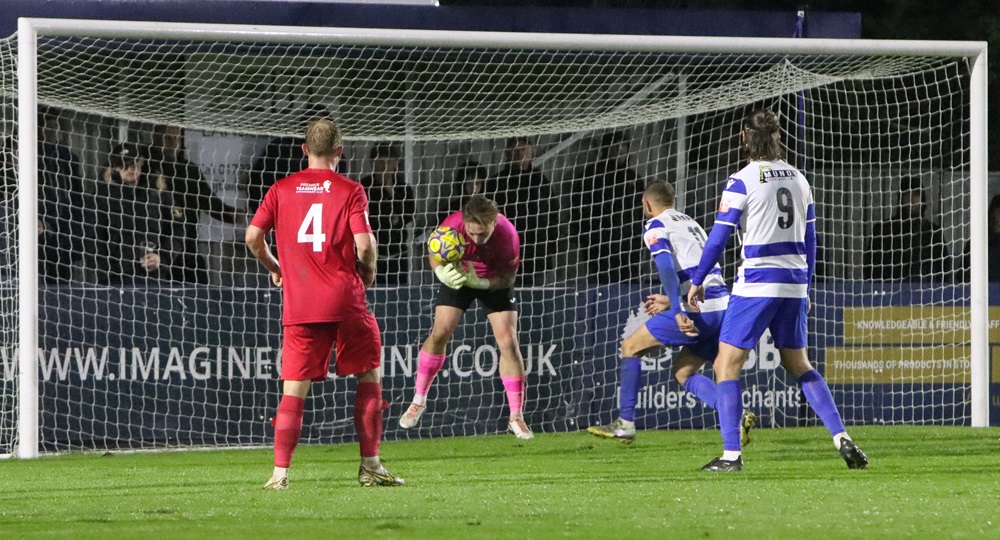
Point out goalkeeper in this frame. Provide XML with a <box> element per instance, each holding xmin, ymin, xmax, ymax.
<box><xmin>588</xmin><ymin>181</ymin><xmax>754</xmax><ymax>444</ymax></box>
<box><xmin>398</xmin><ymin>195</ymin><xmax>534</xmax><ymax>439</ymax></box>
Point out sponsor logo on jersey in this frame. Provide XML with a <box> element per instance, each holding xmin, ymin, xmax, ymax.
<box><xmin>718</xmin><ymin>198</ymin><xmax>731</xmax><ymax>212</ymax></box>
<box><xmin>646</xmin><ymin>232</ymin><xmax>661</xmax><ymax>247</ymax></box>
<box><xmin>758</xmin><ymin>165</ymin><xmax>771</xmax><ymax>183</ymax></box>
<box><xmin>296</xmin><ymin>182</ymin><xmax>328</xmax><ymax>194</ymax></box>
<box><xmin>760</xmin><ymin>167</ymin><xmax>797</xmax><ymax>183</ymax></box>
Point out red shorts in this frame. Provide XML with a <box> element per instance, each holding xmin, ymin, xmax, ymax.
<box><xmin>280</xmin><ymin>314</ymin><xmax>382</xmax><ymax>381</ymax></box>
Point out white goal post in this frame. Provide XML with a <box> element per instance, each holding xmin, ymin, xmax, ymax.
<box><xmin>5</xmin><ymin>18</ymin><xmax>989</xmax><ymax>459</ymax></box>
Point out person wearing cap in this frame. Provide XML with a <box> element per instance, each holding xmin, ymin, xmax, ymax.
<box><xmin>360</xmin><ymin>142</ymin><xmax>414</xmax><ymax>285</ymax></box>
<box><xmin>92</xmin><ymin>142</ymin><xmax>171</xmax><ymax>284</ymax></box>
<box><xmin>148</xmin><ymin>124</ymin><xmax>243</xmax><ymax>284</ymax></box>
<box><xmin>866</xmin><ymin>176</ymin><xmax>950</xmax><ymax>281</ymax></box>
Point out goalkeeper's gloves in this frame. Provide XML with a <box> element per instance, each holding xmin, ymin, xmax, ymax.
<box><xmin>434</xmin><ymin>263</ymin><xmax>467</xmax><ymax>289</ymax></box>
<box><xmin>460</xmin><ymin>262</ymin><xmax>491</xmax><ymax>290</ymax></box>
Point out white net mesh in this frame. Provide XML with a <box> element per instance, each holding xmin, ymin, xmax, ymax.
<box><xmin>0</xmin><ymin>27</ymin><xmax>979</xmax><ymax>453</ymax></box>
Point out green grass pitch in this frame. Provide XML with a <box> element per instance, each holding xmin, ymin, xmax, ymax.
<box><xmin>2</xmin><ymin>426</ymin><xmax>999</xmax><ymax>539</ymax></box>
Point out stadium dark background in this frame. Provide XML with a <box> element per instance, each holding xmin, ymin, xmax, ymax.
<box><xmin>1</xmin><ymin>1</ymin><xmax>994</xmax><ymax>160</ymax></box>
<box><xmin>444</xmin><ymin>0</ymin><xmax>1000</xmax><ymax>163</ymax></box>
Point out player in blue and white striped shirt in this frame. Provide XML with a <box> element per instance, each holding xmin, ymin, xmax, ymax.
<box><xmin>589</xmin><ymin>181</ymin><xmax>754</xmax><ymax>444</ymax></box>
<box><xmin>687</xmin><ymin>109</ymin><xmax>867</xmax><ymax>472</ymax></box>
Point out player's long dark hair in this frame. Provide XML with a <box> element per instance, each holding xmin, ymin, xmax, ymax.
<box><xmin>741</xmin><ymin>109</ymin><xmax>786</xmax><ymax>162</ymax></box>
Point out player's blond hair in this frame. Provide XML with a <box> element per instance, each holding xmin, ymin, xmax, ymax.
<box><xmin>741</xmin><ymin>109</ymin><xmax>786</xmax><ymax>161</ymax></box>
<box><xmin>305</xmin><ymin>118</ymin><xmax>343</xmax><ymax>157</ymax></box>
<box><xmin>462</xmin><ymin>195</ymin><xmax>499</xmax><ymax>226</ymax></box>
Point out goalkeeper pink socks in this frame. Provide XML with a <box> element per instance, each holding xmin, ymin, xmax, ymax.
<box><xmin>273</xmin><ymin>394</ymin><xmax>305</xmax><ymax>468</ymax></box>
<box><xmin>414</xmin><ymin>350</ymin><xmax>447</xmax><ymax>401</ymax></box>
<box><xmin>501</xmin><ymin>375</ymin><xmax>526</xmax><ymax>415</ymax></box>
<box><xmin>355</xmin><ymin>382</ymin><xmax>385</xmax><ymax>458</ymax></box>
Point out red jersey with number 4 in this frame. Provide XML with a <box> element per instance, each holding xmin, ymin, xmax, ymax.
<box><xmin>250</xmin><ymin>168</ymin><xmax>372</xmax><ymax>325</ymax></box>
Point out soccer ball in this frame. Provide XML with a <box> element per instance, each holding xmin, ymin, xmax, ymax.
<box><xmin>427</xmin><ymin>226</ymin><xmax>467</xmax><ymax>264</ymax></box>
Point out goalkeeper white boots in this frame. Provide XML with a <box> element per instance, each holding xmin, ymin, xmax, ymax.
<box><xmin>399</xmin><ymin>403</ymin><xmax>427</xmax><ymax>429</ymax></box>
<box><xmin>508</xmin><ymin>414</ymin><xmax>534</xmax><ymax>440</ymax></box>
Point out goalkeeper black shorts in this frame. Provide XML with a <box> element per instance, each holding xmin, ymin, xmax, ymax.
<box><xmin>434</xmin><ymin>284</ymin><xmax>517</xmax><ymax>315</ymax></box>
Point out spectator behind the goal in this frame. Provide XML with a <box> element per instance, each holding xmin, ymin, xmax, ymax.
<box><xmin>488</xmin><ymin>136</ymin><xmax>557</xmax><ymax>285</ymax></box>
<box><xmin>865</xmin><ymin>176</ymin><xmax>950</xmax><ymax>281</ymax></box>
<box><xmin>1</xmin><ymin>114</ymin><xmax>87</xmax><ymax>284</ymax></box>
<box><xmin>569</xmin><ymin>130</ymin><xmax>644</xmax><ymax>284</ymax></box>
<box><xmin>38</xmin><ymin>106</ymin><xmax>89</xmax><ymax>283</ymax></box>
<box><xmin>91</xmin><ymin>142</ymin><xmax>171</xmax><ymax>285</ymax></box>
<box><xmin>958</xmin><ymin>194</ymin><xmax>1000</xmax><ymax>283</ymax></box>
<box><xmin>246</xmin><ymin>136</ymin><xmax>307</xmax><ymax>216</ymax></box>
<box><xmin>0</xmin><ymin>135</ymin><xmax>16</xmax><ymax>283</ymax></box>
<box><xmin>451</xmin><ymin>159</ymin><xmax>489</xmax><ymax>213</ymax></box>
<box><xmin>360</xmin><ymin>143</ymin><xmax>414</xmax><ymax>285</ymax></box>
<box><xmin>148</xmin><ymin>124</ymin><xmax>243</xmax><ymax>284</ymax></box>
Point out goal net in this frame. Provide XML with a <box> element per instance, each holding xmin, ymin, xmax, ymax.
<box><xmin>0</xmin><ymin>21</ymin><xmax>988</xmax><ymax>455</ymax></box>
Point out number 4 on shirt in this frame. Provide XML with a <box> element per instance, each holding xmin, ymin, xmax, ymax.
<box><xmin>298</xmin><ymin>203</ymin><xmax>327</xmax><ymax>252</ymax></box>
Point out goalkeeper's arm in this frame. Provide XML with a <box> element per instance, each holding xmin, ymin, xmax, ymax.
<box><xmin>461</xmin><ymin>262</ymin><xmax>514</xmax><ymax>290</ymax></box>
<box><xmin>431</xmin><ymin>257</ymin><xmax>467</xmax><ymax>289</ymax></box>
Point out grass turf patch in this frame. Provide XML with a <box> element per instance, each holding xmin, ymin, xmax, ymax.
<box><xmin>2</xmin><ymin>426</ymin><xmax>999</xmax><ymax>539</ymax></box>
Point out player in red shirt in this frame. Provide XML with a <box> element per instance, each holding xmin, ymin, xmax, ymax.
<box><xmin>246</xmin><ymin>119</ymin><xmax>403</xmax><ymax>489</ymax></box>
<box><xmin>398</xmin><ymin>195</ymin><xmax>533</xmax><ymax>439</ymax></box>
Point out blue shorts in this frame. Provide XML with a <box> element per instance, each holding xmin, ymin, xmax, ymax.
<box><xmin>718</xmin><ymin>296</ymin><xmax>807</xmax><ymax>350</ymax></box>
<box><xmin>646</xmin><ymin>310</ymin><xmax>725</xmax><ymax>362</ymax></box>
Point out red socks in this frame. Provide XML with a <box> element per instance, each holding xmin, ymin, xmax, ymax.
<box><xmin>355</xmin><ymin>382</ymin><xmax>385</xmax><ymax>458</ymax></box>
<box><xmin>273</xmin><ymin>383</ymin><xmax>385</xmax><ymax>465</ymax></box>
<box><xmin>272</xmin><ymin>395</ymin><xmax>305</xmax><ymax>468</ymax></box>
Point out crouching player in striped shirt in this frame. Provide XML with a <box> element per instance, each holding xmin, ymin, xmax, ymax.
<box><xmin>588</xmin><ymin>181</ymin><xmax>754</xmax><ymax>444</ymax></box>
<box><xmin>687</xmin><ymin>109</ymin><xmax>867</xmax><ymax>472</ymax></box>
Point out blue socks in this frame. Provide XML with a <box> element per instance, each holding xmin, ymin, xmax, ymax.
<box><xmin>798</xmin><ymin>369</ymin><xmax>846</xmax><ymax>437</ymax></box>
<box><xmin>618</xmin><ymin>357</ymin><xmax>643</xmax><ymax>422</ymax></box>
<box><xmin>717</xmin><ymin>380</ymin><xmax>743</xmax><ymax>452</ymax></box>
<box><xmin>683</xmin><ymin>373</ymin><xmax>717</xmax><ymax>409</ymax></box>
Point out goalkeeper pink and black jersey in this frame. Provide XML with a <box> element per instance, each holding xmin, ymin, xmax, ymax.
<box><xmin>250</xmin><ymin>168</ymin><xmax>373</xmax><ymax>325</ymax></box>
<box><xmin>440</xmin><ymin>210</ymin><xmax>520</xmax><ymax>279</ymax></box>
